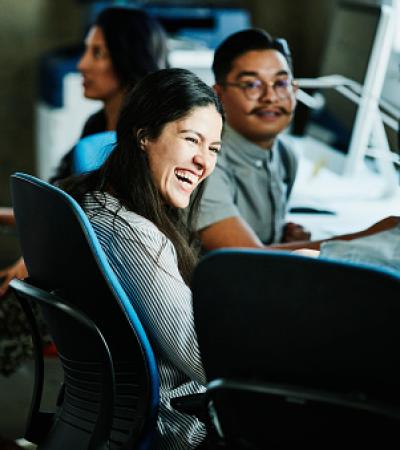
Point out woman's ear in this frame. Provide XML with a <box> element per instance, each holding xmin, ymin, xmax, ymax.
<box><xmin>137</xmin><ymin>129</ymin><xmax>147</xmax><ymax>151</ymax></box>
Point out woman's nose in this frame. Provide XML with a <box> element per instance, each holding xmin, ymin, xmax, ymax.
<box><xmin>77</xmin><ymin>51</ymin><xmax>89</xmax><ymax>72</ymax></box>
<box><xmin>194</xmin><ymin>147</ymin><xmax>215</xmax><ymax>174</ymax></box>
<box><xmin>193</xmin><ymin>152</ymin><xmax>206</xmax><ymax>171</ymax></box>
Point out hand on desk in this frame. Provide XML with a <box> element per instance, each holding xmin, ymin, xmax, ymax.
<box><xmin>0</xmin><ymin>257</ymin><xmax>27</xmax><ymax>297</ymax></box>
<box><xmin>282</xmin><ymin>222</ymin><xmax>311</xmax><ymax>243</ymax></box>
<box><xmin>362</xmin><ymin>215</ymin><xmax>400</xmax><ymax>236</ymax></box>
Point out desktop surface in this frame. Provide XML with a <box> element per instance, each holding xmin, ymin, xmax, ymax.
<box><xmin>286</xmin><ymin>135</ymin><xmax>400</xmax><ymax>241</ymax></box>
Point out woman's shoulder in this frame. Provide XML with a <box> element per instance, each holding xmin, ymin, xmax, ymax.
<box><xmin>82</xmin><ymin>192</ymin><xmax>178</xmax><ymax>264</ymax></box>
<box><xmin>118</xmin><ymin>206</ymin><xmax>162</xmax><ymax>237</ymax></box>
<box><xmin>82</xmin><ymin>191</ymin><xmax>167</xmax><ymax>240</ymax></box>
<box><xmin>81</xmin><ymin>110</ymin><xmax>107</xmax><ymax>138</ymax></box>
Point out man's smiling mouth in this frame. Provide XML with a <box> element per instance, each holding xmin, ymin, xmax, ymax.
<box><xmin>253</xmin><ymin>109</ymin><xmax>281</xmax><ymax>117</ymax></box>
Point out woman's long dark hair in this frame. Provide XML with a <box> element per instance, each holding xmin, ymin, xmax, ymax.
<box><xmin>95</xmin><ymin>7</ymin><xmax>169</xmax><ymax>89</ymax></box>
<box><xmin>63</xmin><ymin>68</ymin><xmax>224</xmax><ymax>284</ymax></box>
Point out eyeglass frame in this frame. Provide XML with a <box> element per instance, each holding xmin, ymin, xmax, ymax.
<box><xmin>221</xmin><ymin>77</ymin><xmax>298</xmax><ymax>101</ymax></box>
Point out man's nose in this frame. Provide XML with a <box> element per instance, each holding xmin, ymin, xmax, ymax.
<box><xmin>259</xmin><ymin>82</ymin><xmax>278</xmax><ymax>102</ymax></box>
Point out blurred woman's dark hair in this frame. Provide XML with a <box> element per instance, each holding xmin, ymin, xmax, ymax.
<box><xmin>95</xmin><ymin>7</ymin><xmax>169</xmax><ymax>88</ymax></box>
<box><xmin>62</xmin><ymin>68</ymin><xmax>224</xmax><ymax>284</ymax></box>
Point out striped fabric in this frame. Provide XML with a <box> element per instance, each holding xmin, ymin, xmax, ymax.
<box><xmin>82</xmin><ymin>192</ymin><xmax>206</xmax><ymax>449</ymax></box>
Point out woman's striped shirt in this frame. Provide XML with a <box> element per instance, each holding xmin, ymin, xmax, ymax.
<box><xmin>82</xmin><ymin>192</ymin><xmax>206</xmax><ymax>449</ymax></box>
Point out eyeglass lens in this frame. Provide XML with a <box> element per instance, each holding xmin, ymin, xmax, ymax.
<box><xmin>244</xmin><ymin>80</ymin><xmax>292</xmax><ymax>100</ymax></box>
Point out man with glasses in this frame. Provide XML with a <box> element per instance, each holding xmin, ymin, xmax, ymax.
<box><xmin>197</xmin><ymin>28</ymin><xmax>399</xmax><ymax>255</ymax></box>
<box><xmin>197</xmin><ymin>28</ymin><xmax>310</xmax><ymax>249</ymax></box>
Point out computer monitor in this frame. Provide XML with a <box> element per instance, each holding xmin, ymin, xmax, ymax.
<box><xmin>307</xmin><ymin>2</ymin><xmax>381</xmax><ymax>151</ymax></box>
<box><xmin>303</xmin><ymin>1</ymin><xmax>398</xmax><ymax>194</ymax></box>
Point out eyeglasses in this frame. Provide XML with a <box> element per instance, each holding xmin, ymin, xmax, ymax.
<box><xmin>222</xmin><ymin>78</ymin><xmax>296</xmax><ymax>101</ymax></box>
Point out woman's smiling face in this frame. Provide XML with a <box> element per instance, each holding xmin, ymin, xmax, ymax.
<box><xmin>142</xmin><ymin>104</ymin><xmax>223</xmax><ymax>208</ymax></box>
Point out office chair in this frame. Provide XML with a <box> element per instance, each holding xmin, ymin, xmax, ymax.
<box><xmin>9</xmin><ymin>172</ymin><xmax>159</xmax><ymax>450</ymax></box>
<box><xmin>192</xmin><ymin>249</ymin><xmax>400</xmax><ymax>449</ymax></box>
<box><xmin>73</xmin><ymin>131</ymin><xmax>116</xmax><ymax>174</ymax></box>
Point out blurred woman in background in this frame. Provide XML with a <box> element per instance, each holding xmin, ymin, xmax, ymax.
<box><xmin>51</xmin><ymin>5</ymin><xmax>169</xmax><ymax>182</ymax></box>
<box><xmin>0</xmin><ymin>5</ymin><xmax>169</xmax><ymax>293</ymax></box>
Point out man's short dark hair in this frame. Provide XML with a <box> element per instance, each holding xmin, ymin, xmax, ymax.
<box><xmin>212</xmin><ymin>28</ymin><xmax>293</xmax><ymax>84</ymax></box>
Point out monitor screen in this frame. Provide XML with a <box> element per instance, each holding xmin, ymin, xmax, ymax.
<box><xmin>306</xmin><ymin>1</ymin><xmax>383</xmax><ymax>153</ymax></box>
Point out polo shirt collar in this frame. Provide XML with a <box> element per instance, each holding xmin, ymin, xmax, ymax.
<box><xmin>222</xmin><ymin>124</ymin><xmax>279</xmax><ymax>167</ymax></box>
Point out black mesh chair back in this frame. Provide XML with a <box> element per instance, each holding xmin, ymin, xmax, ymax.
<box><xmin>192</xmin><ymin>249</ymin><xmax>400</xmax><ymax>448</ymax></box>
<box><xmin>10</xmin><ymin>279</ymin><xmax>114</xmax><ymax>450</ymax></box>
<box><xmin>9</xmin><ymin>173</ymin><xmax>159</xmax><ymax>450</ymax></box>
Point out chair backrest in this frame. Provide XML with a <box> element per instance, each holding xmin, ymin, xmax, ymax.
<box><xmin>192</xmin><ymin>249</ymin><xmax>400</xmax><ymax>446</ymax></box>
<box><xmin>10</xmin><ymin>172</ymin><xmax>159</xmax><ymax>450</ymax></box>
<box><xmin>10</xmin><ymin>277</ymin><xmax>115</xmax><ymax>450</ymax></box>
<box><xmin>73</xmin><ymin>131</ymin><xmax>116</xmax><ymax>174</ymax></box>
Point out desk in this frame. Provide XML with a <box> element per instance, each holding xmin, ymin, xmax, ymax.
<box><xmin>285</xmin><ymin>135</ymin><xmax>400</xmax><ymax>240</ymax></box>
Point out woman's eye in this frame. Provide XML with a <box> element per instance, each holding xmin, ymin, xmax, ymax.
<box><xmin>210</xmin><ymin>147</ymin><xmax>220</xmax><ymax>154</ymax></box>
<box><xmin>93</xmin><ymin>47</ymin><xmax>106</xmax><ymax>59</ymax></box>
<box><xmin>185</xmin><ymin>137</ymin><xmax>198</xmax><ymax>144</ymax></box>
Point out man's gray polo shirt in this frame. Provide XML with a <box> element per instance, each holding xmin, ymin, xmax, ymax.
<box><xmin>197</xmin><ymin>125</ymin><xmax>297</xmax><ymax>244</ymax></box>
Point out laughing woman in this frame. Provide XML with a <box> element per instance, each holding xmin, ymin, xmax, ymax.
<box><xmin>61</xmin><ymin>68</ymin><xmax>224</xmax><ymax>449</ymax></box>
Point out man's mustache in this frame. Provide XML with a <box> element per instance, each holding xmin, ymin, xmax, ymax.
<box><xmin>249</xmin><ymin>106</ymin><xmax>292</xmax><ymax>116</ymax></box>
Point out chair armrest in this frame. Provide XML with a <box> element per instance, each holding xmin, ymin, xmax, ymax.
<box><xmin>170</xmin><ymin>393</ymin><xmax>207</xmax><ymax>422</ymax></box>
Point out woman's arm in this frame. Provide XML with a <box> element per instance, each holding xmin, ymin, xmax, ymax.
<box><xmin>200</xmin><ymin>215</ymin><xmax>400</xmax><ymax>252</ymax></box>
